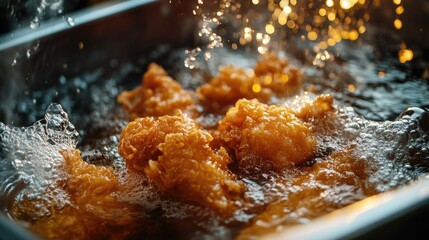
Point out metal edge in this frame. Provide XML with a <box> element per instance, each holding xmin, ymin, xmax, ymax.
<box><xmin>263</xmin><ymin>175</ymin><xmax>429</xmax><ymax>240</ymax></box>
<box><xmin>0</xmin><ymin>213</ymin><xmax>41</xmax><ymax>240</ymax></box>
<box><xmin>0</xmin><ymin>0</ymin><xmax>159</xmax><ymax>51</ymax></box>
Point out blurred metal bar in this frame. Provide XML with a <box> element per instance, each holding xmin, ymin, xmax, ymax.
<box><xmin>0</xmin><ymin>0</ymin><xmax>158</xmax><ymax>50</ymax></box>
<box><xmin>0</xmin><ymin>214</ymin><xmax>41</xmax><ymax>240</ymax></box>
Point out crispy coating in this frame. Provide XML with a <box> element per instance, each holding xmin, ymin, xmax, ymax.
<box><xmin>253</xmin><ymin>52</ymin><xmax>289</xmax><ymax>76</ymax></box>
<box><xmin>118</xmin><ymin>114</ymin><xmax>195</xmax><ymax>172</ymax></box>
<box><xmin>292</xmin><ymin>94</ymin><xmax>335</xmax><ymax>120</ymax></box>
<box><xmin>117</xmin><ymin>63</ymin><xmax>198</xmax><ymax>120</ymax></box>
<box><xmin>254</xmin><ymin>53</ymin><xmax>302</xmax><ymax>97</ymax></box>
<box><xmin>145</xmin><ymin>129</ymin><xmax>244</xmax><ymax>215</ymax></box>
<box><xmin>196</xmin><ymin>53</ymin><xmax>302</xmax><ymax>113</ymax></box>
<box><xmin>118</xmin><ymin>112</ymin><xmax>244</xmax><ymax>215</ymax></box>
<box><xmin>196</xmin><ymin>65</ymin><xmax>272</xmax><ymax>113</ymax></box>
<box><xmin>61</xmin><ymin>149</ymin><xmax>119</xmax><ymax>202</ymax></box>
<box><xmin>236</xmin><ymin>151</ymin><xmax>375</xmax><ymax>239</ymax></box>
<box><xmin>218</xmin><ymin>99</ymin><xmax>316</xmax><ymax>170</ymax></box>
<box><xmin>14</xmin><ymin>149</ymin><xmax>139</xmax><ymax>240</ymax></box>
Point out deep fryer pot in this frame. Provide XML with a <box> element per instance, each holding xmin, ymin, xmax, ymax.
<box><xmin>1</xmin><ymin>0</ymin><xmax>429</xmax><ymax>239</ymax></box>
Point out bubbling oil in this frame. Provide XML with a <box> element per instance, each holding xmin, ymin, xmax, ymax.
<box><xmin>0</xmin><ymin>103</ymin><xmax>77</xmax><ymax>220</ymax></box>
<box><xmin>0</xmin><ymin>46</ymin><xmax>429</xmax><ymax>239</ymax></box>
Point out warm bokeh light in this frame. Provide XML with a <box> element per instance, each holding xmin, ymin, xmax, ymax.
<box><xmin>340</xmin><ymin>0</ymin><xmax>359</xmax><ymax>10</ymax></box>
<box><xmin>308</xmin><ymin>31</ymin><xmax>318</xmax><ymax>41</ymax></box>
<box><xmin>396</xmin><ymin>6</ymin><xmax>404</xmax><ymax>15</ymax></box>
<box><xmin>398</xmin><ymin>49</ymin><xmax>414</xmax><ymax>63</ymax></box>
<box><xmin>265</xmin><ymin>23</ymin><xmax>275</xmax><ymax>34</ymax></box>
<box><xmin>347</xmin><ymin>84</ymin><xmax>356</xmax><ymax>92</ymax></box>
<box><xmin>179</xmin><ymin>0</ymin><xmax>412</xmax><ymax>68</ymax></box>
<box><xmin>252</xmin><ymin>83</ymin><xmax>262</xmax><ymax>93</ymax></box>
<box><xmin>394</xmin><ymin>19</ymin><xmax>403</xmax><ymax>29</ymax></box>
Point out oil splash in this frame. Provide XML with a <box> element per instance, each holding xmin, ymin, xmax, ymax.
<box><xmin>0</xmin><ymin>103</ymin><xmax>78</xmax><ymax>219</ymax></box>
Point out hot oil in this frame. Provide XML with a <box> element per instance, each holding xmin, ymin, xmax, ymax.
<box><xmin>1</xmin><ymin>0</ymin><xmax>429</xmax><ymax>238</ymax></box>
<box><xmin>0</xmin><ymin>46</ymin><xmax>251</xmax><ymax>239</ymax></box>
<box><xmin>0</xmin><ymin>103</ymin><xmax>77</xmax><ymax>220</ymax></box>
<box><xmin>0</xmin><ymin>0</ymin><xmax>429</xmax><ymax>239</ymax></box>
<box><xmin>0</xmin><ymin>42</ymin><xmax>428</xmax><ymax>239</ymax></box>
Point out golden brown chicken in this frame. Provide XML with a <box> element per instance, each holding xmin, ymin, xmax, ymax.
<box><xmin>197</xmin><ymin>53</ymin><xmax>302</xmax><ymax>114</ymax></box>
<box><xmin>13</xmin><ymin>149</ymin><xmax>141</xmax><ymax>240</ymax></box>
<box><xmin>117</xmin><ymin>63</ymin><xmax>199</xmax><ymax>120</ymax></box>
<box><xmin>196</xmin><ymin>65</ymin><xmax>271</xmax><ymax>113</ymax></box>
<box><xmin>218</xmin><ymin>98</ymin><xmax>317</xmax><ymax>171</ymax></box>
<box><xmin>118</xmin><ymin>112</ymin><xmax>244</xmax><ymax>215</ymax></box>
<box><xmin>253</xmin><ymin>52</ymin><xmax>302</xmax><ymax>97</ymax></box>
<box><xmin>236</xmin><ymin>151</ymin><xmax>376</xmax><ymax>239</ymax></box>
<box><xmin>291</xmin><ymin>94</ymin><xmax>335</xmax><ymax>120</ymax></box>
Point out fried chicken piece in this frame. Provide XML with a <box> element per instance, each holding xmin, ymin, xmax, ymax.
<box><xmin>60</xmin><ymin>149</ymin><xmax>119</xmax><ymax>204</ymax></box>
<box><xmin>117</xmin><ymin>114</ymin><xmax>194</xmax><ymax>172</ymax></box>
<box><xmin>236</xmin><ymin>151</ymin><xmax>376</xmax><ymax>239</ymax></box>
<box><xmin>196</xmin><ymin>65</ymin><xmax>272</xmax><ymax>113</ymax></box>
<box><xmin>14</xmin><ymin>149</ymin><xmax>140</xmax><ymax>240</ymax></box>
<box><xmin>118</xmin><ymin>112</ymin><xmax>244</xmax><ymax>215</ymax></box>
<box><xmin>117</xmin><ymin>63</ymin><xmax>199</xmax><ymax>120</ymax></box>
<box><xmin>253</xmin><ymin>52</ymin><xmax>290</xmax><ymax>76</ymax></box>
<box><xmin>196</xmin><ymin>53</ymin><xmax>302</xmax><ymax>113</ymax></box>
<box><xmin>292</xmin><ymin>94</ymin><xmax>335</xmax><ymax>120</ymax></box>
<box><xmin>145</xmin><ymin>129</ymin><xmax>244</xmax><ymax>215</ymax></box>
<box><xmin>218</xmin><ymin>99</ymin><xmax>316</xmax><ymax>170</ymax></box>
<box><xmin>254</xmin><ymin>52</ymin><xmax>302</xmax><ymax>97</ymax></box>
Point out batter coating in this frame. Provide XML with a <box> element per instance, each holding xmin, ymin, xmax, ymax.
<box><xmin>117</xmin><ymin>63</ymin><xmax>199</xmax><ymax>120</ymax></box>
<box><xmin>254</xmin><ymin>53</ymin><xmax>302</xmax><ymax>97</ymax></box>
<box><xmin>236</xmin><ymin>151</ymin><xmax>375</xmax><ymax>239</ymax></box>
<box><xmin>218</xmin><ymin>99</ymin><xmax>317</xmax><ymax>171</ymax></box>
<box><xmin>14</xmin><ymin>149</ymin><xmax>139</xmax><ymax>240</ymax></box>
<box><xmin>118</xmin><ymin>112</ymin><xmax>244</xmax><ymax>215</ymax></box>
<box><xmin>196</xmin><ymin>53</ymin><xmax>302</xmax><ymax>114</ymax></box>
<box><xmin>292</xmin><ymin>94</ymin><xmax>335</xmax><ymax>120</ymax></box>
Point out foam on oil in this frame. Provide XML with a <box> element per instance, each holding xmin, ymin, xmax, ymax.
<box><xmin>0</xmin><ymin>103</ymin><xmax>77</xmax><ymax>219</ymax></box>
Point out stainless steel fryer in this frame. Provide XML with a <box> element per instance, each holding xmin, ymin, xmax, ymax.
<box><xmin>1</xmin><ymin>1</ymin><xmax>429</xmax><ymax>240</ymax></box>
